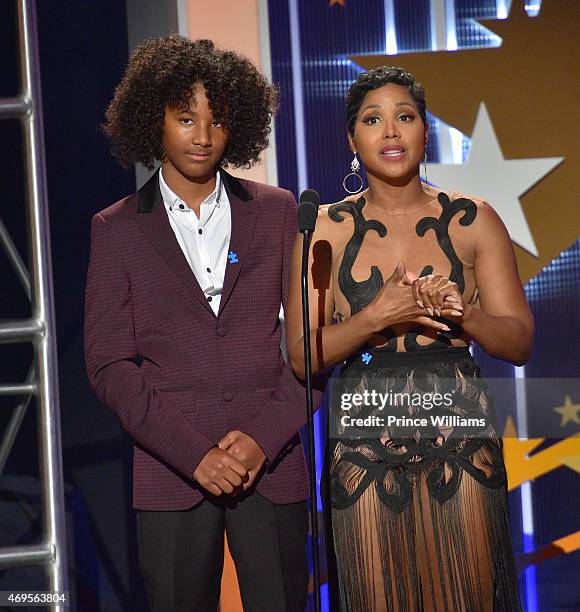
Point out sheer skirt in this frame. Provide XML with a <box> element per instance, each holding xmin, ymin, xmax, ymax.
<box><xmin>329</xmin><ymin>346</ymin><xmax>521</xmax><ymax>612</ymax></box>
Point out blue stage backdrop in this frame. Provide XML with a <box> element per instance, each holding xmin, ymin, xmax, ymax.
<box><xmin>268</xmin><ymin>1</ymin><xmax>579</xmax><ymax>611</ymax></box>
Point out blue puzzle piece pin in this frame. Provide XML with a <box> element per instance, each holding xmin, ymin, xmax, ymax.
<box><xmin>228</xmin><ymin>251</ymin><xmax>239</xmax><ymax>264</ymax></box>
<box><xmin>361</xmin><ymin>352</ymin><xmax>372</xmax><ymax>365</ymax></box>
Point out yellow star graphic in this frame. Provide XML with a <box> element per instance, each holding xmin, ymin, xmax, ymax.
<box><xmin>350</xmin><ymin>0</ymin><xmax>580</xmax><ymax>283</ymax></box>
<box><xmin>554</xmin><ymin>395</ymin><xmax>580</xmax><ymax>427</ymax></box>
<box><xmin>517</xmin><ymin>530</ymin><xmax>580</xmax><ymax>571</ymax></box>
<box><xmin>502</xmin><ymin>416</ymin><xmax>580</xmax><ymax>491</ymax></box>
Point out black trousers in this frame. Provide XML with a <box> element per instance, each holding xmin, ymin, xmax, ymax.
<box><xmin>136</xmin><ymin>490</ymin><xmax>309</xmax><ymax>612</ymax></box>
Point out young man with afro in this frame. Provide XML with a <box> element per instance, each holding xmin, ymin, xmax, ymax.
<box><xmin>84</xmin><ymin>36</ymin><xmax>311</xmax><ymax>611</ymax></box>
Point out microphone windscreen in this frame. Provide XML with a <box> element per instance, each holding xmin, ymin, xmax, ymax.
<box><xmin>299</xmin><ymin>189</ymin><xmax>321</xmax><ymax>207</ymax></box>
<box><xmin>298</xmin><ymin>189</ymin><xmax>320</xmax><ymax>232</ymax></box>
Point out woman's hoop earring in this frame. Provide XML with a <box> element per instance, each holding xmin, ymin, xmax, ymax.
<box><xmin>343</xmin><ymin>153</ymin><xmax>363</xmax><ymax>194</ymax></box>
<box><xmin>421</xmin><ymin>151</ymin><xmax>429</xmax><ymax>188</ymax></box>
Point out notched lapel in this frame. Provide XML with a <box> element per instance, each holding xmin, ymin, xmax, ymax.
<box><xmin>218</xmin><ymin>170</ymin><xmax>257</xmax><ymax>316</ymax></box>
<box><xmin>134</xmin><ymin>170</ymin><xmax>215</xmax><ymax>317</ymax></box>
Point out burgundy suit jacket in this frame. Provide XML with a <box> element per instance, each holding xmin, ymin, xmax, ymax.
<box><xmin>84</xmin><ymin>169</ymin><xmax>316</xmax><ymax>510</ymax></box>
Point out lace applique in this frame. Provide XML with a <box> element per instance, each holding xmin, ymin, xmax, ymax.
<box><xmin>329</xmin><ymin>193</ymin><xmax>478</xmax><ymax>353</ymax></box>
<box><xmin>330</xmin><ymin>357</ymin><xmax>506</xmax><ymax>514</ymax></box>
<box><xmin>328</xmin><ymin>197</ymin><xmax>387</xmax><ymax>316</ymax></box>
<box><xmin>415</xmin><ymin>192</ymin><xmax>477</xmax><ymax>295</ymax></box>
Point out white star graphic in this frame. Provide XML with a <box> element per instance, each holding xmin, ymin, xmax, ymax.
<box><xmin>428</xmin><ymin>102</ymin><xmax>564</xmax><ymax>256</ymax></box>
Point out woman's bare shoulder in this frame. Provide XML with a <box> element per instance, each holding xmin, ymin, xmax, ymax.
<box><xmin>444</xmin><ymin>190</ymin><xmax>510</xmax><ymax>247</ymax></box>
<box><xmin>315</xmin><ymin>200</ymin><xmax>355</xmax><ymax>230</ymax></box>
<box><xmin>446</xmin><ymin>189</ymin><xmax>490</xmax><ymax>210</ymax></box>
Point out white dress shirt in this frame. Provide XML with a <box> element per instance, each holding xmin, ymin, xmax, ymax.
<box><xmin>159</xmin><ymin>169</ymin><xmax>231</xmax><ymax>315</ymax></box>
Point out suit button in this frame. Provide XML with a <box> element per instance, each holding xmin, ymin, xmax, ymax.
<box><xmin>222</xmin><ymin>392</ymin><xmax>233</xmax><ymax>402</ymax></box>
<box><xmin>217</xmin><ymin>326</ymin><xmax>227</xmax><ymax>337</ymax></box>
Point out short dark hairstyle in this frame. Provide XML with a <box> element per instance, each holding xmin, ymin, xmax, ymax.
<box><xmin>346</xmin><ymin>66</ymin><xmax>427</xmax><ymax>135</ymax></box>
<box><xmin>103</xmin><ymin>35</ymin><xmax>279</xmax><ymax>169</ymax></box>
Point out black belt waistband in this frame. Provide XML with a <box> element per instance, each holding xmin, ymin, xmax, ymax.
<box><xmin>344</xmin><ymin>345</ymin><xmax>472</xmax><ymax>369</ymax></box>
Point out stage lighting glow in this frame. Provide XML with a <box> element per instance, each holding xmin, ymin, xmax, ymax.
<box><xmin>445</xmin><ymin>0</ymin><xmax>458</xmax><ymax>50</ymax></box>
<box><xmin>525</xmin><ymin>2</ymin><xmax>542</xmax><ymax>17</ymax></box>
<box><xmin>497</xmin><ymin>0</ymin><xmax>509</xmax><ymax>19</ymax></box>
<box><xmin>288</xmin><ymin>0</ymin><xmax>308</xmax><ymax>192</ymax></box>
<box><xmin>514</xmin><ymin>364</ymin><xmax>539</xmax><ymax>612</ymax></box>
<box><xmin>384</xmin><ymin>0</ymin><xmax>398</xmax><ymax>54</ymax></box>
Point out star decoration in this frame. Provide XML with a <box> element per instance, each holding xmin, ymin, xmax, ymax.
<box><xmin>516</xmin><ymin>530</ymin><xmax>580</xmax><ymax>573</ymax></box>
<box><xmin>553</xmin><ymin>395</ymin><xmax>580</xmax><ymax>427</ymax></box>
<box><xmin>560</xmin><ymin>455</ymin><xmax>580</xmax><ymax>473</ymax></box>
<box><xmin>350</xmin><ymin>0</ymin><xmax>579</xmax><ymax>282</ymax></box>
<box><xmin>428</xmin><ymin>102</ymin><xmax>563</xmax><ymax>257</ymax></box>
<box><xmin>502</xmin><ymin>416</ymin><xmax>580</xmax><ymax>491</ymax></box>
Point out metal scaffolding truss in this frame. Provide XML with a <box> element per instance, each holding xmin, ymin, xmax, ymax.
<box><xmin>0</xmin><ymin>0</ymin><xmax>68</xmax><ymax>608</ymax></box>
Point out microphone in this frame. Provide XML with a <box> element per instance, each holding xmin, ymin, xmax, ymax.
<box><xmin>298</xmin><ymin>189</ymin><xmax>320</xmax><ymax>233</ymax></box>
<box><xmin>297</xmin><ymin>187</ymin><xmax>323</xmax><ymax>612</ymax></box>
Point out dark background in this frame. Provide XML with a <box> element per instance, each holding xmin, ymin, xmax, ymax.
<box><xmin>1</xmin><ymin>2</ymin><xmax>143</xmax><ymax>610</ymax></box>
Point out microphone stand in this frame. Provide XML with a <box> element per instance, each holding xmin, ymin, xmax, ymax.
<box><xmin>301</xmin><ymin>228</ymin><xmax>321</xmax><ymax>612</ymax></box>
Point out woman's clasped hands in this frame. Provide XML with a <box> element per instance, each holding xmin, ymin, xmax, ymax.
<box><xmin>364</xmin><ymin>260</ymin><xmax>470</xmax><ymax>334</ymax></box>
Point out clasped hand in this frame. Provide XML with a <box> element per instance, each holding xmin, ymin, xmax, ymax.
<box><xmin>193</xmin><ymin>431</ymin><xmax>267</xmax><ymax>496</ymax></box>
<box><xmin>411</xmin><ymin>270</ymin><xmax>471</xmax><ymax>323</ymax></box>
<box><xmin>366</xmin><ymin>260</ymin><xmax>470</xmax><ymax>332</ymax></box>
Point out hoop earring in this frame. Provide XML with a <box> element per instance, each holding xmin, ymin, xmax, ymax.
<box><xmin>343</xmin><ymin>152</ymin><xmax>363</xmax><ymax>194</ymax></box>
<box><xmin>421</xmin><ymin>151</ymin><xmax>429</xmax><ymax>188</ymax></box>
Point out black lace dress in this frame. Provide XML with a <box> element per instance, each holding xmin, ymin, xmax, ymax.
<box><xmin>325</xmin><ymin>190</ymin><xmax>522</xmax><ymax>611</ymax></box>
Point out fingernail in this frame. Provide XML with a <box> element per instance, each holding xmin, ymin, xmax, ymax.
<box><xmin>427</xmin><ymin>307</ymin><xmax>434</xmax><ymax>316</ymax></box>
<box><xmin>451</xmin><ymin>310</ymin><xmax>462</xmax><ymax>316</ymax></box>
<box><xmin>447</xmin><ymin>296</ymin><xmax>457</xmax><ymax>302</ymax></box>
<box><xmin>441</xmin><ymin>325</ymin><xmax>451</xmax><ymax>331</ymax></box>
<box><xmin>435</xmin><ymin>308</ymin><xmax>441</xmax><ymax>316</ymax></box>
<box><xmin>416</xmin><ymin>300</ymin><xmax>424</xmax><ymax>308</ymax></box>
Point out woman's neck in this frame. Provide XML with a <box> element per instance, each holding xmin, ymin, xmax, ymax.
<box><xmin>364</xmin><ymin>173</ymin><xmax>433</xmax><ymax>214</ymax></box>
